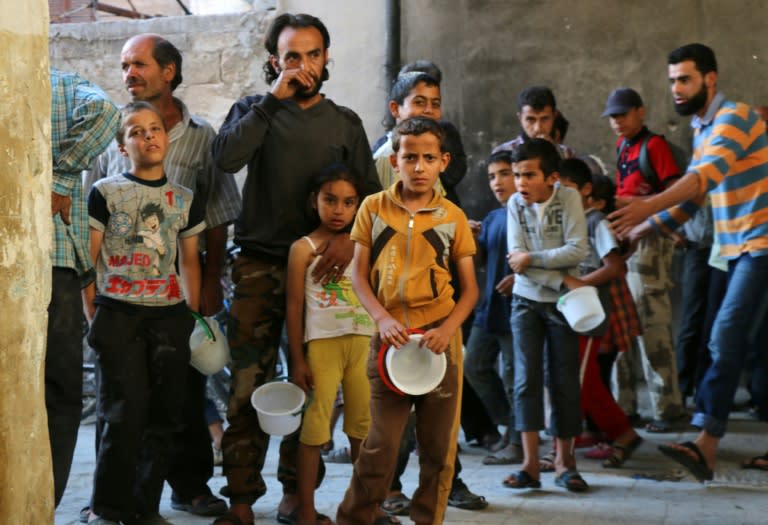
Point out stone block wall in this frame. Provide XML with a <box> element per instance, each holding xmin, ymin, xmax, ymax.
<box><xmin>49</xmin><ymin>11</ymin><xmax>275</xmax><ymax>131</ymax></box>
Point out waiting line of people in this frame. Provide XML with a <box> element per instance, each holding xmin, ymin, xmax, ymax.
<box><xmin>46</xmin><ymin>11</ymin><xmax>768</xmax><ymax>525</ymax></box>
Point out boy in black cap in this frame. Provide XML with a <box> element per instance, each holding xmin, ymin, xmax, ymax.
<box><xmin>602</xmin><ymin>87</ymin><xmax>687</xmax><ymax>433</ymax></box>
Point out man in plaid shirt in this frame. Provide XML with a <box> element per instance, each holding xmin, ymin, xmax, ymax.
<box><xmin>49</xmin><ymin>68</ymin><xmax>119</xmax><ymax>506</ymax></box>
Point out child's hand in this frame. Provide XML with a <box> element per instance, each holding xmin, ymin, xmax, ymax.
<box><xmin>562</xmin><ymin>274</ymin><xmax>586</xmax><ymax>290</ymax></box>
<box><xmin>468</xmin><ymin>220</ymin><xmax>481</xmax><ymax>238</ymax></box>
<box><xmin>421</xmin><ymin>326</ymin><xmax>452</xmax><ymax>354</ymax></box>
<box><xmin>291</xmin><ymin>358</ymin><xmax>314</xmax><ymax>394</ymax></box>
<box><xmin>495</xmin><ymin>274</ymin><xmax>515</xmax><ymax>296</ymax></box>
<box><xmin>507</xmin><ymin>251</ymin><xmax>531</xmax><ymax>274</ymax></box>
<box><xmin>378</xmin><ymin>316</ymin><xmax>409</xmax><ymax>348</ymax></box>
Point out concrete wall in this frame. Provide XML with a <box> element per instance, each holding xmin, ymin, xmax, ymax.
<box><xmin>278</xmin><ymin>0</ymin><xmax>389</xmax><ymax>140</ymax></box>
<box><xmin>48</xmin><ymin>2</ymin><xmax>389</xmax><ymax>140</ymax></box>
<box><xmin>0</xmin><ymin>0</ymin><xmax>55</xmax><ymax>522</ymax></box>
<box><xmin>49</xmin><ymin>1</ymin><xmax>767</xmax><ymax>219</ymax></box>
<box><xmin>403</xmin><ymin>0</ymin><xmax>768</xmax><ymax>219</ymax></box>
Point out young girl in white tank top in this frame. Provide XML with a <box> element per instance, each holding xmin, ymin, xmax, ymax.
<box><xmin>285</xmin><ymin>163</ymin><xmax>375</xmax><ymax>525</ymax></box>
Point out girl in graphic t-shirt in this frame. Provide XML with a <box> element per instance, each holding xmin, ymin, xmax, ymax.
<box><xmin>285</xmin><ymin>163</ymin><xmax>375</xmax><ymax>525</ymax></box>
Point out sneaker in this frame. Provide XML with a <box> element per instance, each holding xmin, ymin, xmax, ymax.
<box><xmin>448</xmin><ymin>478</ymin><xmax>488</xmax><ymax>510</ymax></box>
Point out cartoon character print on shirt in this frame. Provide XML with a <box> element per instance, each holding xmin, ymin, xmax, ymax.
<box><xmin>124</xmin><ymin>202</ymin><xmax>168</xmax><ymax>277</ymax></box>
<box><xmin>316</xmin><ymin>278</ymin><xmax>374</xmax><ymax>331</ymax></box>
<box><xmin>99</xmin><ymin>184</ymin><xmax>189</xmax><ymax>305</ymax></box>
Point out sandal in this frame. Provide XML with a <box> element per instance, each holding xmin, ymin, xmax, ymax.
<box><xmin>742</xmin><ymin>453</ymin><xmax>768</xmax><ymax>471</ymax></box>
<box><xmin>502</xmin><ymin>470</ymin><xmax>541</xmax><ymax>489</ymax></box>
<box><xmin>603</xmin><ymin>435</ymin><xmax>644</xmax><ymax>468</ymax></box>
<box><xmin>381</xmin><ymin>493</ymin><xmax>411</xmax><ymax>516</ymax></box>
<box><xmin>658</xmin><ymin>441</ymin><xmax>714</xmax><ymax>482</ymax></box>
<box><xmin>554</xmin><ymin>469</ymin><xmax>589</xmax><ymax>492</ymax></box>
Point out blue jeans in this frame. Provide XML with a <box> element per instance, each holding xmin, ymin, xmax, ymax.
<box><xmin>463</xmin><ymin>325</ymin><xmax>520</xmax><ymax>444</ymax></box>
<box><xmin>511</xmin><ymin>295</ymin><xmax>581</xmax><ymax>438</ymax></box>
<box><xmin>693</xmin><ymin>253</ymin><xmax>768</xmax><ymax>437</ymax></box>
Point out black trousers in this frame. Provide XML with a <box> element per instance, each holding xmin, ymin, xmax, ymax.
<box><xmin>47</xmin><ymin>268</ymin><xmax>84</xmax><ymax>506</ymax></box>
<box><xmin>167</xmin><ymin>366</ymin><xmax>215</xmax><ymax>502</ymax></box>
<box><xmin>89</xmin><ymin>306</ymin><xmax>193</xmax><ymax>521</ymax></box>
<box><xmin>675</xmin><ymin>244</ymin><xmax>712</xmax><ymax>399</ymax></box>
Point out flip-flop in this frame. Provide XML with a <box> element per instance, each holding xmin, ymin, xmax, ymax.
<box><xmin>502</xmin><ymin>470</ymin><xmax>541</xmax><ymax>489</ymax></box>
<box><xmin>741</xmin><ymin>453</ymin><xmax>768</xmax><ymax>471</ymax></box>
<box><xmin>658</xmin><ymin>441</ymin><xmax>714</xmax><ymax>482</ymax></box>
<box><xmin>381</xmin><ymin>493</ymin><xmax>411</xmax><ymax>516</ymax></box>
<box><xmin>554</xmin><ymin>469</ymin><xmax>589</xmax><ymax>492</ymax></box>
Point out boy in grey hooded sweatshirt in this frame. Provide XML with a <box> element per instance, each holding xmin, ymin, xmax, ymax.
<box><xmin>502</xmin><ymin>139</ymin><xmax>590</xmax><ymax>492</ymax></box>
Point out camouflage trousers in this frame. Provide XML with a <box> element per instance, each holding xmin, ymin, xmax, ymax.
<box><xmin>614</xmin><ymin>233</ymin><xmax>685</xmax><ymax>421</ymax></box>
<box><xmin>221</xmin><ymin>255</ymin><xmax>323</xmax><ymax>505</ymax></box>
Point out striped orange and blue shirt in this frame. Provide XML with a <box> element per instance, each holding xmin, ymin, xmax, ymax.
<box><xmin>651</xmin><ymin>92</ymin><xmax>768</xmax><ymax>258</ymax></box>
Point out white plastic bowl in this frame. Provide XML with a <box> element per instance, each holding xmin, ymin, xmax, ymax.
<box><xmin>250</xmin><ymin>381</ymin><xmax>306</xmax><ymax>436</ymax></box>
<box><xmin>557</xmin><ymin>285</ymin><xmax>606</xmax><ymax>333</ymax></box>
<box><xmin>385</xmin><ymin>334</ymin><xmax>447</xmax><ymax>395</ymax></box>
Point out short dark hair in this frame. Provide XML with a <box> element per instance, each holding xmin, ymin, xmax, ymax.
<box><xmin>512</xmin><ymin>138</ymin><xmax>560</xmax><ymax>176</ymax></box>
<box><xmin>391</xmin><ymin>117</ymin><xmax>445</xmax><ymax>153</ymax></box>
<box><xmin>263</xmin><ymin>13</ymin><xmax>331</xmax><ymax>85</ymax></box>
<box><xmin>486</xmin><ymin>150</ymin><xmax>513</xmax><ymax>167</ymax></box>
<box><xmin>140</xmin><ymin>202</ymin><xmax>165</xmax><ymax>223</ymax></box>
<box><xmin>668</xmin><ymin>43</ymin><xmax>718</xmax><ymax>75</ymax></box>
<box><xmin>559</xmin><ymin>158</ymin><xmax>592</xmax><ymax>189</ymax></box>
<box><xmin>151</xmin><ymin>36</ymin><xmax>183</xmax><ymax>91</ymax></box>
<box><xmin>398</xmin><ymin>60</ymin><xmax>442</xmax><ymax>84</ymax></box>
<box><xmin>116</xmin><ymin>101</ymin><xmax>166</xmax><ymax>146</ymax></box>
<box><xmin>590</xmin><ymin>174</ymin><xmax>617</xmax><ymax>214</ymax></box>
<box><xmin>382</xmin><ymin>72</ymin><xmax>440</xmax><ymax>129</ymax></box>
<box><xmin>517</xmin><ymin>86</ymin><xmax>557</xmax><ymax>112</ymax></box>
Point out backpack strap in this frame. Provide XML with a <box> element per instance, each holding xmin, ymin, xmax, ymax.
<box><xmin>637</xmin><ymin>133</ymin><xmax>663</xmax><ymax>193</ymax></box>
